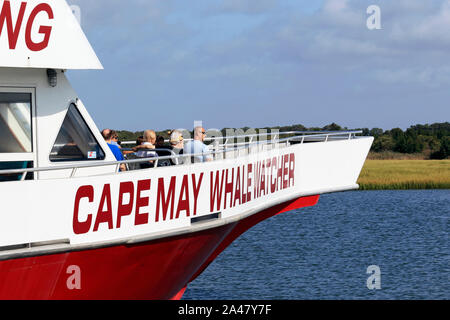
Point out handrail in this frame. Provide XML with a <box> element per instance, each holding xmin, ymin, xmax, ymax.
<box><xmin>120</xmin><ymin>130</ymin><xmax>361</xmax><ymax>145</ymax></box>
<box><xmin>216</xmin><ymin>131</ymin><xmax>360</xmax><ymax>149</ymax></box>
<box><xmin>0</xmin><ymin>131</ymin><xmax>363</xmax><ymax>176</ymax></box>
<box><xmin>132</xmin><ymin>148</ymin><xmax>178</xmax><ymax>168</ymax></box>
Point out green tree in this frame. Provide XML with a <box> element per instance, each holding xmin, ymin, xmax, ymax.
<box><xmin>430</xmin><ymin>136</ymin><xmax>450</xmax><ymax>159</ymax></box>
<box><xmin>372</xmin><ymin>135</ymin><xmax>394</xmax><ymax>152</ymax></box>
<box><xmin>389</xmin><ymin>128</ymin><xmax>404</xmax><ymax>141</ymax></box>
<box><xmin>419</xmin><ymin>135</ymin><xmax>441</xmax><ymax>154</ymax></box>
<box><xmin>369</xmin><ymin>128</ymin><xmax>384</xmax><ymax>138</ymax></box>
<box><xmin>322</xmin><ymin>123</ymin><xmax>343</xmax><ymax>131</ymax></box>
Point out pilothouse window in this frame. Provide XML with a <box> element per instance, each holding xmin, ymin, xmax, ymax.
<box><xmin>0</xmin><ymin>93</ymin><xmax>32</xmax><ymax>153</ymax></box>
<box><xmin>50</xmin><ymin>104</ymin><xmax>105</xmax><ymax>162</ymax></box>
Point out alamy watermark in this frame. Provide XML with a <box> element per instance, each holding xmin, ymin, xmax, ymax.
<box><xmin>367</xmin><ymin>5</ymin><xmax>381</xmax><ymax>30</ymax></box>
<box><xmin>69</xmin><ymin>4</ymin><xmax>382</xmax><ymax>31</ymax></box>
<box><xmin>66</xmin><ymin>265</ymin><xmax>82</xmax><ymax>290</ymax></box>
<box><xmin>70</xmin><ymin>5</ymin><xmax>81</xmax><ymax>26</ymax></box>
<box><xmin>176</xmin><ymin>120</ymin><xmax>280</xmax><ymax>148</ymax></box>
<box><xmin>366</xmin><ymin>265</ymin><xmax>382</xmax><ymax>290</ymax></box>
<box><xmin>69</xmin><ymin>4</ymin><xmax>382</xmax><ymax>30</ymax></box>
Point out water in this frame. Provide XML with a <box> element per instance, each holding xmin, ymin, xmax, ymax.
<box><xmin>184</xmin><ymin>190</ymin><xmax>449</xmax><ymax>300</ymax></box>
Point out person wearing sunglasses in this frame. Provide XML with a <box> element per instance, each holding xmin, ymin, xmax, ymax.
<box><xmin>183</xmin><ymin>126</ymin><xmax>213</xmax><ymax>163</ymax></box>
<box><xmin>104</xmin><ymin>130</ymin><xmax>126</xmax><ymax>171</ymax></box>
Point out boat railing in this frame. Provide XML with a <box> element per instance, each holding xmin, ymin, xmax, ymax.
<box><xmin>211</xmin><ymin>131</ymin><xmax>360</xmax><ymax>150</ymax></box>
<box><xmin>0</xmin><ymin>130</ymin><xmax>363</xmax><ymax>180</ymax></box>
<box><xmin>121</xmin><ymin>130</ymin><xmax>357</xmax><ymax>146</ymax></box>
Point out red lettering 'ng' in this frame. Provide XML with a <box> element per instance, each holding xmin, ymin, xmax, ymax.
<box><xmin>0</xmin><ymin>1</ymin><xmax>27</xmax><ymax>49</ymax></box>
<box><xmin>25</xmin><ymin>3</ymin><xmax>53</xmax><ymax>51</ymax></box>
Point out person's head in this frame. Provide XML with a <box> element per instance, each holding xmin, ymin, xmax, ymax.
<box><xmin>136</xmin><ymin>136</ymin><xmax>144</xmax><ymax>146</ymax></box>
<box><xmin>194</xmin><ymin>126</ymin><xmax>206</xmax><ymax>141</ymax></box>
<box><xmin>101</xmin><ymin>129</ymin><xmax>111</xmax><ymax>140</ymax></box>
<box><xmin>170</xmin><ymin>130</ymin><xmax>184</xmax><ymax>148</ymax></box>
<box><xmin>156</xmin><ymin>135</ymin><xmax>165</xmax><ymax>147</ymax></box>
<box><xmin>143</xmin><ymin>130</ymin><xmax>156</xmax><ymax>144</ymax></box>
<box><xmin>103</xmin><ymin>129</ymin><xmax>115</xmax><ymax>142</ymax></box>
<box><xmin>110</xmin><ymin>130</ymin><xmax>119</xmax><ymax>143</ymax></box>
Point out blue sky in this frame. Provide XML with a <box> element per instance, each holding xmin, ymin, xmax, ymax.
<box><xmin>67</xmin><ymin>0</ymin><xmax>449</xmax><ymax>131</ymax></box>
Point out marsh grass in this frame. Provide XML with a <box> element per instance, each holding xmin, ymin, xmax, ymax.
<box><xmin>367</xmin><ymin>151</ymin><xmax>426</xmax><ymax>160</ymax></box>
<box><xmin>357</xmin><ymin>160</ymin><xmax>450</xmax><ymax>190</ymax></box>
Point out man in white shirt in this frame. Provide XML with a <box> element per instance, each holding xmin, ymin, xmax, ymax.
<box><xmin>184</xmin><ymin>126</ymin><xmax>213</xmax><ymax>163</ymax></box>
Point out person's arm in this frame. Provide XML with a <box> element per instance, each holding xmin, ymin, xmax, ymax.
<box><xmin>132</xmin><ymin>143</ymin><xmax>155</xmax><ymax>151</ymax></box>
<box><xmin>115</xmin><ymin>150</ymin><xmax>127</xmax><ymax>172</ymax></box>
<box><xmin>203</xmin><ymin>144</ymin><xmax>213</xmax><ymax>162</ymax></box>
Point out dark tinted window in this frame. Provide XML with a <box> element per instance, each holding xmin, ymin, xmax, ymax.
<box><xmin>0</xmin><ymin>161</ymin><xmax>33</xmax><ymax>181</ymax></box>
<box><xmin>50</xmin><ymin>104</ymin><xmax>105</xmax><ymax>162</ymax></box>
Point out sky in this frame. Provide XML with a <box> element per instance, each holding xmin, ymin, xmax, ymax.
<box><xmin>66</xmin><ymin>0</ymin><xmax>450</xmax><ymax>132</ymax></box>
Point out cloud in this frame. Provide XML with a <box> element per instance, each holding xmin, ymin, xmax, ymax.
<box><xmin>200</xmin><ymin>0</ymin><xmax>450</xmax><ymax>86</ymax></box>
<box><xmin>321</xmin><ymin>0</ymin><xmax>363</xmax><ymax>27</ymax></box>
<box><xmin>393</xmin><ymin>0</ymin><xmax>450</xmax><ymax>46</ymax></box>
<box><xmin>65</xmin><ymin>0</ymin><xmax>450</xmax><ymax>131</ymax></box>
<box><xmin>68</xmin><ymin>0</ymin><xmax>450</xmax><ymax>83</ymax></box>
<box><xmin>68</xmin><ymin>0</ymin><xmax>173</xmax><ymax>26</ymax></box>
<box><xmin>211</xmin><ymin>0</ymin><xmax>277</xmax><ymax>15</ymax></box>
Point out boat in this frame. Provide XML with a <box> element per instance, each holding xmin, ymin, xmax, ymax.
<box><xmin>0</xmin><ymin>0</ymin><xmax>373</xmax><ymax>299</ymax></box>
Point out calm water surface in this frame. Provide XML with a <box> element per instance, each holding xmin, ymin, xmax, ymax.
<box><xmin>184</xmin><ymin>190</ymin><xmax>449</xmax><ymax>300</ymax></box>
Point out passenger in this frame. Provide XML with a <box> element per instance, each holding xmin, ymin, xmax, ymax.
<box><xmin>102</xmin><ymin>129</ymin><xmax>120</xmax><ymax>147</ymax></box>
<box><xmin>101</xmin><ymin>128</ymin><xmax>111</xmax><ymax>140</ymax></box>
<box><xmin>155</xmin><ymin>135</ymin><xmax>166</xmax><ymax>148</ymax></box>
<box><xmin>169</xmin><ymin>130</ymin><xmax>184</xmax><ymax>165</ymax></box>
<box><xmin>122</xmin><ymin>135</ymin><xmax>141</xmax><ymax>156</ymax></box>
<box><xmin>183</xmin><ymin>126</ymin><xmax>213</xmax><ymax>163</ymax></box>
<box><xmin>133</xmin><ymin>130</ymin><xmax>157</xmax><ymax>169</ymax></box>
<box><xmin>111</xmin><ymin>132</ymin><xmax>121</xmax><ymax>148</ymax></box>
<box><xmin>154</xmin><ymin>135</ymin><xmax>174</xmax><ymax>167</ymax></box>
<box><xmin>104</xmin><ymin>130</ymin><xmax>126</xmax><ymax>171</ymax></box>
<box><xmin>136</xmin><ymin>135</ymin><xmax>144</xmax><ymax>147</ymax></box>
<box><xmin>170</xmin><ymin>130</ymin><xmax>184</xmax><ymax>154</ymax></box>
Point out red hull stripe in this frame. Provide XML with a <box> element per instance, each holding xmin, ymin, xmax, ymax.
<box><xmin>0</xmin><ymin>195</ymin><xmax>319</xmax><ymax>300</ymax></box>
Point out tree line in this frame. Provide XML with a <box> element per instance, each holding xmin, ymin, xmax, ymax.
<box><xmin>358</xmin><ymin>122</ymin><xmax>449</xmax><ymax>159</ymax></box>
<box><xmin>116</xmin><ymin>122</ymin><xmax>449</xmax><ymax>160</ymax></box>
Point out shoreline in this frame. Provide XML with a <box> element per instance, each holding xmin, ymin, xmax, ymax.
<box><xmin>357</xmin><ymin>159</ymin><xmax>450</xmax><ymax>190</ymax></box>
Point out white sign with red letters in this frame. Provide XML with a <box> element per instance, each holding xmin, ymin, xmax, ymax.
<box><xmin>0</xmin><ymin>0</ymin><xmax>102</xmax><ymax>69</ymax></box>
